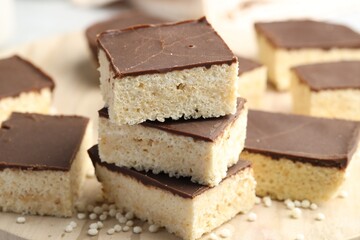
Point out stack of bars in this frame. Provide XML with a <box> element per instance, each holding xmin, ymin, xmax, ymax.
<box><xmin>88</xmin><ymin>17</ymin><xmax>257</xmax><ymax>240</ymax></box>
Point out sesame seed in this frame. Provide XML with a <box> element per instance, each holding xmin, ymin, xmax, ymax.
<box><xmin>286</xmin><ymin>201</ymin><xmax>295</xmax><ymax>210</ymax></box>
<box><xmin>87</xmin><ymin>228</ymin><xmax>98</xmax><ymax>236</ymax></box>
<box><xmin>218</xmin><ymin>228</ymin><xmax>231</xmax><ymax>238</ymax></box>
<box><xmin>93</xmin><ymin>206</ymin><xmax>102</xmax><ymax>215</ymax></box>
<box><xmin>118</xmin><ymin>216</ymin><xmax>127</xmax><ymax>223</ymax></box>
<box><xmin>247</xmin><ymin>212</ymin><xmax>257</xmax><ymax>222</ymax></box>
<box><xmin>109</xmin><ymin>204</ymin><xmax>116</xmax><ymax>210</ymax></box>
<box><xmin>114</xmin><ymin>224</ymin><xmax>122</xmax><ymax>232</ymax></box>
<box><xmin>102</xmin><ymin>203</ymin><xmax>109</xmax><ymax>211</ymax></box>
<box><xmin>109</xmin><ymin>209</ymin><xmax>117</xmax><ymax>217</ymax></box>
<box><xmin>89</xmin><ymin>213</ymin><xmax>97</xmax><ymax>220</ymax></box>
<box><xmin>107</xmin><ymin>228</ymin><xmax>115</xmax><ymax>235</ymax></box>
<box><xmin>315</xmin><ymin>213</ymin><xmax>325</xmax><ymax>221</ymax></box>
<box><xmin>133</xmin><ymin>226</ymin><xmax>142</xmax><ymax>234</ymax></box>
<box><xmin>89</xmin><ymin>223</ymin><xmax>98</xmax><ymax>229</ymax></box>
<box><xmin>301</xmin><ymin>200</ymin><xmax>310</xmax><ymax>208</ymax></box>
<box><xmin>77</xmin><ymin>213</ymin><xmax>86</xmax><ymax>220</ymax></box>
<box><xmin>126</xmin><ymin>220</ymin><xmax>134</xmax><ymax>227</ymax></box>
<box><xmin>69</xmin><ymin>221</ymin><xmax>77</xmax><ymax>228</ymax></box>
<box><xmin>64</xmin><ymin>225</ymin><xmax>73</xmax><ymax>233</ymax></box>
<box><xmin>99</xmin><ymin>214</ymin><xmax>107</xmax><ymax>221</ymax></box>
<box><xmin>87</xmin><ymin>204</ymin><xmax>94</xmax><ymax>212</ymax></box>
<box><xmin>263</xmin><ymin>196</ymin><xmax>272</xmax><ymax>207</ymax></box>
<box><xmin>338</xmin><ymin>191</ymin><xmax>348</xmax><ymax>198</ymax></box>
<box><xmin>294</xmin><ymin>200</ymin><xmax>301</xmax><ymax>207</ymax></box>
<box><xmin>291</xmin><ymin>208</ymin><xmax>302</xmax><ymax>219</ymax></box>
<box><xmin>16</xmin><ymin>217</ymin><xmax>26</xmax><ymax>224</ymax></box>
<box><xmin>97</xmin><ymin>221</ymin><xmax>104</xmax><ymax>229</ymax></box>
<box><xmin>148</xmin><ymin>224</ymin><xmax>160</xmax><ymax>233</ymax></box>
<box><xmin>125</xmin><ymin>212</ymin><xmax>134</xmax><ymax>220</ymax></box>
<box><xmin>310</xmin><ymin>203</ymin><xmax>318</xmax><ymax>210</ymax></box>
<box><xmin>122</xmin><ymin>226</ymin><xmax>130</xmax><ymax>232</ymax></box>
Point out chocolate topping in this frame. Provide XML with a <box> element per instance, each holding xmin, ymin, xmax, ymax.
<box><xmin>255</xmin><ymin>20</ymin><xmax>360</xmax><ymax>49</ymax></box>
<box><xmin>292</xmin><ymin>61</ymin><xmax>360</xmax><ymax>91</ymax></box>
<box><xmin>237</xmin><ymin>56</ymin><xmax>262</xmax><ymax>76</ymax></box>
<box><xmin>0</xmin><ymin>112</ymin><xmax>89</xmax><ymax>171</ymax></box>
<box><xmin>88</xmin><ymin>145</ymin><xmax>251</xmax><ymax>199</ymax></box>
<box><xmin>97</xmin><ymin>17</ymin><xmax>237</xmax><ymax>77</ymax></box>
<box><xmin>0</xmin><ymin>56</ymin><xmax>55</xmax><ymax>99</ymax></box>
<box><xmin>86</xmin><ymin>11</ymin><xmax>166</xmax><ymax>59</ymax></box>
<box><xmin>99</xmin><ymin>98</ymin><xmax>246</xmax><ymax>142</ymax></box>
<box><xmin>244</xmin><ymin>110</ymin><xmax>360</xmax><ymax>169</ymax></box>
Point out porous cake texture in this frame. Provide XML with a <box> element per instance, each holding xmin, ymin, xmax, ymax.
<box><xmin>255</xmin><ymin>20</ymin><xmax>360</xmax><ymax>91</ymax></box>
<box><xmin>98</xmin><ymin>99</ymin><xmax>247</xmax><ymax>186</ymax></box>
<box><xmin>89</xmin><ymin>146</ymin><xmax>256</xmax><ymax>240</ymax></box>
<box><xmin>291</xmin><ymin>61</ymin><xmax>360</xmax><ymax>121</ymax></box>
<box><xmin>241</xmin><ymin>110</ymin><xmax>360</xmax><ymax>203</ymax></box>
<box><xmin>0</xmin><ymin>113</ymin><xmax>91</xmax><ymax>217</ymax></box>
<box><xmin>97</xmin><ymin>17</ymin><xmax>239</xmax><ymax>125</ymax></box>
<box><xmin>237</xmin><ymin>56</ymin><xmax>267</xmax><ymax>108</ymax></box>
<box><xmin>0</xmin><ymin>56</ymin><xmax>55</xmax><ymax>123</ymax></box>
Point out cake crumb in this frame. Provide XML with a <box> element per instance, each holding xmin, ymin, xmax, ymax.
<box><xmin>16</xmin><ymin>216</ymin><xmax>26</xmax><ymax>224</ymax></box>
<box><xmin>218</xmin><ymin>228</ymin><xmax>232</xmax><ymax>238</ymax></box>
<box><xmin>315</xmin><ymin>213</ymin><xmax>325</xmax><ymax>221</ymax></box>
<box><xmin>149</xmin><ymin>224</ymin><xmax>160</xmax><ymax>233</ymax></box>
<box><xmin>247</xmin><ymin>212</ymin><xmax>257</xmax><ymax>222</ymax></box>
<box><xmin>338</xmin><ymin>191</ymin><xmax>348</xmax><ymax>198</ymax></box>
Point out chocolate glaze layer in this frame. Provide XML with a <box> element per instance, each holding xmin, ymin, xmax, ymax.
<box><xmin>86</xmin><ymin>11</ymin><xmax>166</xmax><ymax>59</ymax></box>
<box><xmin>88</xmin><ymin>145</ymin><xmax>251</xmax><ymax>199</ymax></box>
<box><xmin>0</xmin><ymin>112</ymin><xmax>89</xmax><ymax>171</ymax></box>
<box><xmin>244</xmin><ymin>110</ymin><xmax>360</xmax><ymax>169</ymax></box>
<box><xmin>292</xmin><ymin>61</ymin><xmax>360</xmax><ymax>91</ymax></box>
<box><xmin>97</xmin><ymin>17</ymin><xmax>237</xmax><ymax>77</ymax></box>
<box><xmin>237</xmin><ymin>56</ymin><xmax>262</xmax><ymax>76</ymax></box>
<box><xmin>255</xmin><ymin>20</ymin><xmax>360</xmax><ymax>49</ymax></box>
<box><xmin>0</xmin><ymin>56</ymin><xmax>55</xmax><ymax>99</ymax></box>
<box><xmin>99</xmin><ymin>98</ymin><xmax>246</xmax><ymax>142</ymax></box>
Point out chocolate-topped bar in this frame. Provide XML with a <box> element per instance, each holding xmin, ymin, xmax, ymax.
<box><xmin>89</xmin><ymin>145</ymin><xmax>255</xmax><ymax>240</ymax></box>
<box><xmin>0</xmin><ymin>112</ymin><xmax>91</xmax><ymax>216</ymax></box>
<box><xmin>86</xmin><ymin>11</ymin><xmax>165</xmax><ymax>60</ymax></box>
<box><xmin>241</xmin><ymin>110</ymin><xmax>360</xmax><ymax>202</ymax></box>
<box><xmin>254</xmin><ymin>19</ymin><xmax>360</xmax><ymax>91</ymax></box>
<box><xmin>98</xmin><ymin>98</ymin><xmax>248</xmax><ymax>186</ymax></box>
<box><xmin>291</xmin><ymin>61</ymin><xmax>360</xmax><ymax>121</ymax></box>
<box><xmin>99</xmin><ymin>98</ymin><xmax>246</xmax><ymax>142</ymax></box>
<box><xmin>255</xmin><ymin>20</ymin><xmax>360</xmax><ymax>49</ymax></box>
<box><xmin>0</xmin><ymin>56</ymin><xmax>55</xmax><ymax>122</ymax></box>
<box><xmin>236</xmin><ymin>56</ymin><xmax>267</xmax><ymax>108</ymax></box>
<box><xmin>97</xmin><ymin>17</ymin><xmax>239</xmax><ymax>125</ymax></box>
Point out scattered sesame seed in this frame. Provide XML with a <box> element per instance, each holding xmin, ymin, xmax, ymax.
<box><xmin>93</xmin><ymin>206</ymin><xmax>102</xmax><ymax>215</ymax></box>
<box><xmin>148</xmin><ymin>224</ymin><xmax>160</xmax><ymax>233</ymax></box>
<box><xmin>294</xmin><ymin>200</ymin><xmax>301</xmax><ymax>207</ymax></box>
<box><xmin>87</xmin><ymin>204</ymin><xmax>94</xmax><ymax>212</ymax></box>
<box><xmin>65</xmin><ymin>225</ymin><xmax>73</xmax><ymax>233</ymax></box>
<box><xmin>89</xmin><ymin>213</ymin><xmax>97</xmax><ymax>220</ymax></box>
<box><xmin>208</xmin><ymin>233</ymin><xmax>218</xmax><ymax>240</ymax></box>
<box><xmin>87</xmin><ymin>228</ymin><xmax>98</xmax><ymax>236</ymax></box>
<box><xmin>77</xmin><ymin>213</ymin><xmax>86</xmax><ymax>220</ymax></box>
<box><xmin>247</xmin><ymin>212</ymin><xmax>257</xmax><ymax>222</ymax></box>
<box><xmin>291</xmin><ymin>208</ymin><xmax>302</xmax><ymax>219</ymax></box>
<box><xmin>97</xmin><ymin>221</ymin><xmax>104</xmax><ymax>229</ymax></box>
<box><xmin>315</xmin><ymin>213</ymin><xmax>325</xmax><ymax>221</ymax></box>
<box><xmin>122</xmin><ymin>226</ymin><xmax>130</xmax><ymax>232</ymax></box>
<box><xmin>107</xmin><ymin>228</ymin><xmax>115</xmax><ymax>235</ymax></box>
<box><xmin>99</xmin><ymin>214</ymin><xmax>107</xmax><ymax>221</ymax></box>
<box><xmin>102</xmin><ymin>203</ymin><xmax>109</xmax><ymax>211</ymax></box>
<box><xmin>125</xmin><ymin>212</ymin><xmax>134</xmax><ymax>220</ymax></box>
<box><xmin>109</xmin><ymin>204</ymin><xmax>116</xmax><ymax>210</ymax></box>
<box><xmin>116</xmin><ymin>212</ymin><xmax>123</xmax><ymax>219</ymax></box>
<box><xmin>118</xmin><ymin>216</ymin><xmax>127</xmax><ymax>223</ymax></box>
<box><xmin>301</xmin><ymin>200</ymin><xmax>310</xmax><ymax>208</ymax></box>
<box><xmin>284</xmin><ymin>199</ymin><xmax>292</xmax><ymax>205</ymax></box>
<box><xmin>310</xmin><ymin>203</ymin><xmax>318</xmax><ymax>210</ymax></box>
<box><xmin>133</xmin><ymin>226</ymin><xmax>142</xmax><ymax>234</ymax></box>
<box><xmin>126</xmin><ymin>220</ymin><xmax>134</xmax><ymax>227</ymax></box>
<box><xmin>255</xmin><ymin>197</ymin><xmax>261</xmax><ymax>205</ymax></box>
<box><xmin>263</xmin><ymin>196</ymin><xmax>272</xmax><ymax>207</ymax></box>
<box><xmin>114</xmin><ymin>224</ymin><xmax>122</xmax><ymax>232</ymax></box>
<box><xmin>286</xmin><ymin>201</ymin><xmax>295</xmax><ymax>210</ymax></box>
<box><xmin>218</xmin><ymin>228</ymin><xmax>232</xmax><ymax>238</ymax></box>
<box><xmin>109</xmin><ymin>209</ymin><xmax>117</xmax><ymax>217</ymax></box>
<box><xmin>295</xmin><ymin>233</ymin><xmax>305</xmax><ymax>240</ymax></box>
<box><xmin>338</xmin><ymin>191</ymin><xmax>348</xmax><ymax>198</ymax></box>
<box><xmin>69</xmin><ymin>221</ymin><xmax>77</xmax><ymax>228</ymax></box>
<box><xmin>16</xmin><ymin>217</ymin><xmax>26</xmax><ymax>224</ymax></box>
<box><xmin>89</xmin><ymin>223</ymin><xmax>98</xmax><ymax>229</ymax></box>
